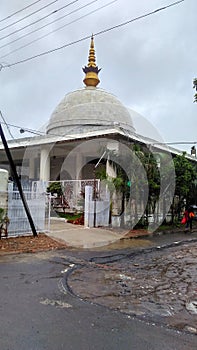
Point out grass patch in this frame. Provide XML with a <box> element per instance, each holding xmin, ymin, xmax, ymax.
<box><xmin>57</xmin><ymin>212</ymin><xmax>83</xmax><ymax>221</ymax></box>
<box><xmin>156</xmin><ymin>224</ymin><xmax>181</xmax><ymax>231</ymax></box>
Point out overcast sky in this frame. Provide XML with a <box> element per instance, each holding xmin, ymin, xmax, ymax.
<box><xmin>0</xmin><ymin>0</ymin><xmax>196</xmax><ymax>153</ymax></box>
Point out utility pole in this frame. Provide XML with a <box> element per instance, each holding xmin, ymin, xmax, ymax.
<box><xmin>0</xmin><ymin>122</ymin><xmax>37</xmax><ymax>237</ymax></box>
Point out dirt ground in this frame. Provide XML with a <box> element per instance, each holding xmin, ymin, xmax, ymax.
<box><xmin>0</xmin><ymin>233</ymin><xmax>68</xmax><ymax>254</ymax></box>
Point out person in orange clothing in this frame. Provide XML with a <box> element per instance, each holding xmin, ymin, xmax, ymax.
<box><xmin>185</xmin><ymin>206</ymin><xmax>195</xmax><ymax>232</ymax></box>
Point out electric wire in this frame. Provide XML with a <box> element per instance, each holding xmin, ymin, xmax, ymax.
<box><xmin>0</xmin><ymin>0</ymin><xmax>184</xmax><ymax>69</ymax></box>
<box><xmin>0</xmin><ymin>0</ymin><xmax>44</xmax><ymax>24</ymax></box>
<box><xmin>153</xmin><ymin>141</ymin><xmax>197</xmax><ymax>145</ymax></box>
<box><xmin>0</xmin><ymin>120</ymin><xmax>196</xmax><ymax>148</ymax></box>
<box><xmin>0</xmin><ymin>1</ymin><xmax>192</xmax><ymax>153</ymax></box>
<box><xmin>0</xmin><ymin>0</ymin><xmax>60</xmax><ymax>32</ymax></box>
<box><xmin>0</xmin><ymin>0</ymin><xmax>78</xmax><ymax>42</ymax></box>
<box><xmin>0</xmin><ymin>111</ymin><xmax>15</xmax><ymax>140</ymax></box>
<box><xmin>0</xmin><ymin>120</ymin><xmax>91</xmax><ymax>139</ymax></box>
<box><xmin>0</xmin><ymin>0</ymin><xmax>117</xmax><ymax>60</ymax></box>
<box><xmin>0</xmin><ymin>0</ymin><xmax>107</xmax><ymax>56</ymax></box>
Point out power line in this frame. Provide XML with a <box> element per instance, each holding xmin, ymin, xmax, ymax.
<box><xmin>154</xmin><ymin>141</ymin><xmax>197</xmax><ymax>145</ymax></box>
<box><xmin>0</xmin><ymin>111</ymin><xmax>15</xmax><ymax>140</ymax></box>
<box><xmin>0</xmin><ymin>0</ymin><xmax>185</xmax><ymax>69</ymax></box>
<box><xmin>0</xmin><ymin>0</ymin><xmax>105</xmax><ymax>56</ymax></box>
<box><xmin>0</xmin><ymin>0</ymin><xmax>117</xmax><ymax>60</ymax></box>
<box><xmin>0</xmin><ymin>120</ymin><xmax>83</xmax><ymax>139</ymax></box>
<box><xmin>0</xmin><ymin>0</ymin><xmax>60</xmax><ymax>32</ymax></box>
<box><xmin>0</xmin><ymin>0</ymin><xmax>78</xmax><ymax>42</ymax></box>
<box><xmin>1</xmin><ymin>119</ymin><xmax>196</xmax><ymax>147</ymax></box>
<box><xmin>0</xmin><ymin>0</ymin><xmax>44</xmax><ymax>24</ymax></box>
<box><xmin>0</xmin><ymin>118</ymin><xmax>196</xmax><ymax>160</ymax></box>
<box><xmin>0</xmin><ymin>120</ymin><xmax>46</xmax><ymax>136</ymax></box>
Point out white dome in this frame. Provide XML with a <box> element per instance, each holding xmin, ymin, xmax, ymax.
<box><xmin>46</xmin><ymin>86</ymin><xmax>135</xmax><ymax>135</ymax></box>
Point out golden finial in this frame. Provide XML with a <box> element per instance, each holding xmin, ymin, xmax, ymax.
<box><xmin>83</xmin><ymin>35</ymin><xmax>101</xmax><ymax>87</ymax></box>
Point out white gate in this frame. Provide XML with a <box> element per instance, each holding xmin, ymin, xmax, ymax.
<box><xmin>84</xmin><ymin>185</ymin><xmax>110</xmax><ymax>228</ymax></box>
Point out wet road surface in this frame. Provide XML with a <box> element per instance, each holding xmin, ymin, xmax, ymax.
<box><xmin>0</xmin><ymin>232</ymin><xmax>197</xmax><ymax>349</ymax></box>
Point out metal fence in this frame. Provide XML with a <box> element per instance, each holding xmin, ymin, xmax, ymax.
<box><xmin>47</xmin><ymin>179</ymin><xmax>100</xmax><ymax>211</ymax></box>
<box><xmin>0</xmin><ymin>179</ymin><xmax>101</xmax><ymax>236</ymax></box>
<box><xmin>7</xmin><ymin>190</ymin><xmax>46</xmax><ymax>236</ymax></box>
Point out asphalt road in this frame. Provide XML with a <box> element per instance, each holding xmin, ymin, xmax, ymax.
<box><xmin>0</xmin><ymin>248</ymin><xmax>196</xmax><ymax>350</ymax></box>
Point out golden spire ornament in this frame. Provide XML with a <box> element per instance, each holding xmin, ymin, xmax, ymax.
<box><xmin>83</xmin><ymin>35</ymin><xmax>101</xmax><ymax>87</ymax></box>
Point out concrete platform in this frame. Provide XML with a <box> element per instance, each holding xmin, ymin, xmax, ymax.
<box><xmin>46</xmin><ymin>218</ymin><xmax>127</xmax><ymax>249</ymax></box>
<box><xmin>45</xmin><ymin>218</ymin><xmax>197</xmax><ymax>249</ymax></box>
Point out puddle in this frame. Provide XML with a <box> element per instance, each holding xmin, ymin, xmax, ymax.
<box><xmin>40</xmin><ymin>298</ymin><xmax>72</xmax><ymax>308</ymax></box>
<box><xmin>89</xmin><ymin>238</ymin><xmax>152</xmax><ymax>251</ymax></box>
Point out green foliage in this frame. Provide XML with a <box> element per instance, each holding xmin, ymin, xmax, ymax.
<box><xmin>193</xmin><ymin>78</ymin><xmax>197</xmax><ymax>102</ymax></box>
<box><xmin>95</xmin><ymin>167</ymin><xmax>106</xmax><ymax>180</ymax></box>
<box><xmin>47</xmin><ymin>182</ymin><xmax>63</xmax><ymax>196</ymax></box>
<box><xmin>57</xmin><ymin>213</ymin><xmax>82</xmax><ymax>220</ymax></box>
<box><xmin>174</xmin><ymin>153</ymin><xmax>196</xmax><ymax>197</ymax></box>
<box><xmin>173</xmin><ymin>153</ymin><xmax>197</xmax><ymax>213</ymax></box>
<box><xmin>0</xmin><ymin>208</ymin><xmax>5</xmax><ymax>223</ymax></box>
<box><xmin>0</xmin><ymin>208</ymin><xmax>9</xmax><ymax>227</ymax></box>
<box><xmin>134</xmin><ymin>147</ymin><xmax>160</xmax><ymax>211</ymax></box>
<box><xmin>96</xmin><ymin>160</ymin><xmax>129</xmax><ymax>194</ymax></box>
<box><xmin>112</xmin><ymin>176</ymin><xmax>124</xmax><ymax>189</ymax></box>
<box><xmin>95</xmin><ymin>144</ymin><xmax>197</xmax><ymax>227</ymax></box>
<box><xmin>111</xmin><ymin>163</ymin><xmax>131</xmax><ymax>199</ymax></box>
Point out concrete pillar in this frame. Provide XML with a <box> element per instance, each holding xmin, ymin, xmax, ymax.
<box><xmin>0</xmin><ymin>169</ymin><xmax>8</xmax><ymax>210</ymax></box>
<box><xmin>106</xmin><ymin>159</ymin><xmax>116</xmax><ymax>178</ymax></box>
<box><xmin>76</xmin><ymin>153</ymin><xmax>83</xmax><ymax>179</ymax></box>
<box><xmin>40</xmin><ymin>146</ymin><xmax>50</xmax><ymax>182</ymax></box>
<box><xmin>84</xmin><ymin>186</ymin><xmax>93</xmax><ymax>227</ymax></box>
<box><xmin>29</xmin><ymin>157</ymin><xmax>35</xmax><ymax>180</ymax></box>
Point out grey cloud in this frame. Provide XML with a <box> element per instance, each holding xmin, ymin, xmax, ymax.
<box><xmin>0</xmin><ymin>0</ymin><xmax>196</xmax><ymax>151</ymax></box>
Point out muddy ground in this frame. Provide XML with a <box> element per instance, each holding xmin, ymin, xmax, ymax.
<box><xmin>67</xmin><ymin>241</ymin><xmax>197</xmax><ymax>335</ymax></box>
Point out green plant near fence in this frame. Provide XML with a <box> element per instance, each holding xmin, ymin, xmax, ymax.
<box><xmin>0</xmin><ymin>207</ymin><xmax>9</xmax><ymax>238</ymax></box>
<box><xmin>0</xmin><ymin>208</ymin><xmax>5</xmax><ymax>223</ymax></box>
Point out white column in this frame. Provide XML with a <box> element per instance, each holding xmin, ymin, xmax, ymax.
<box><xmin>29</xmin><ymin>157</ymin><xmax>35</xmax><ymax>180</ymax></box>
<box><xmin>76</xmin><ymin>153</ymin><xmax>83</xmax><ymax>179</ymax></box>
<box><xmin>84</xmin><ymin>186</ymin><xmax>93</xmax><ymax>227</ymax></box>
<box><xmin>106</xmin><ymin>159</ymin><xmax>117</xmax><ymax>178</ymax></box>
<box><xmin>40</xmin><ymin>146</ymin><xmax>50</xmax><ymax>182</ymax></box>
<box><xmin>0</xmin><ymin>169</ymin><xmax>8</xmax><ymax>210</ymax></box>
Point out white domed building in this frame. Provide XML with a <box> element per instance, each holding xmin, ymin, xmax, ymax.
<box><xmin>1</xmin><ymin>36</ymin><xmax>197</xmax><ymax>232</ymax></box>
<box><xmin>0</xmin><ymin>37</ymin><xmax>141</xmax><ymax>183</ymax></box>
<box><xmin>46</xmin><ymin>87</ymin><xmax>136</xmax><ymax>136</ymax></box>
<box><xmin>0</xmin><ymin>36</ymin><xmax>195</xmax><ymax>197</ymax></box>
<box><xmin>46</xmin><ymin>36</ymin><xmax>135</xmax><ymax>137</ymax></box>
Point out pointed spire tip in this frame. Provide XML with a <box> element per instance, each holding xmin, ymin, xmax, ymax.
<box><xmin>82</xmin><ymin>36</ymin><xmax>101</xmax><ymax>87</ymax></box>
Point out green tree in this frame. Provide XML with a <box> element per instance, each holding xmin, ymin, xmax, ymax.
<box><xmin>96</xmin><ymin>158</ymin><xmax>130</xmax><ymax>226</ymax></box>
<box><xmin>134</xmin><ymin>146</ymin><xmax>160</xmax><ymax>225</ymax></box>
<box><xmin>47</xmin><ymin>182</ymin><xmax>69</xmax><ymax>213</ymax></box>
<box><xmin>0</xmin><ymin>208</ymin><xmax>9</xmax><ymax>238</ymax></box>
<box><xmin>47</xmin><ymin>181</ymin><xmax>63</xmax><ymax>196</ymax></box>
<box><xmin>96</xmin><ymin>145</ymin><xmax>161</xmax><ymax>227</ymax></box>
<box><xmin>173</xmin><ymin>153</ymin><xmax>196</xmax><ymax>217</ymax></box>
